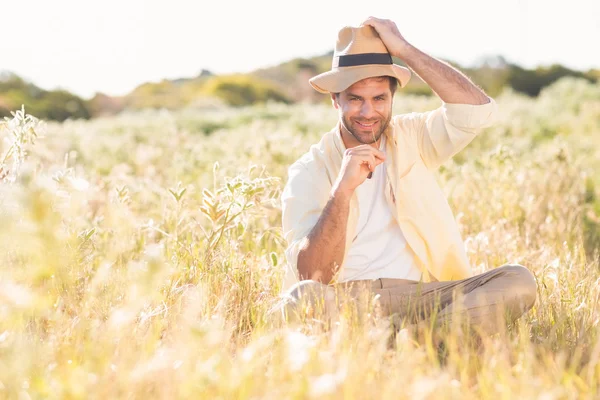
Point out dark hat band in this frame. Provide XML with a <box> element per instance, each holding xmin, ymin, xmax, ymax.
<box><xmin>333</xmin><ymin>53</ymin><xmax>393</xmax><ymax>68</ymax></box>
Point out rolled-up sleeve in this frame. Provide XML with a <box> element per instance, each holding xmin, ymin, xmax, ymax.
<box><xmin>281</xmin><ymin>160</ymin><xmax>326</xmax><ymax>289</ymax></box>
<box><xmin>395</xmin><ymin>98</ymin><xmax>498</xmax><ymax>169</ymax></box>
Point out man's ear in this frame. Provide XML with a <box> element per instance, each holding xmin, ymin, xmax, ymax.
<box><xmin>330</xmin><ymin>93</ymin><xmax>339</xmax><ymax>109</ymax></box>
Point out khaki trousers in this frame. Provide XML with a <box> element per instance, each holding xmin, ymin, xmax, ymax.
<box><xmin>274</xmin><ymin>264</ymin><xmax>537</xmax><ymax>336</ymax></box>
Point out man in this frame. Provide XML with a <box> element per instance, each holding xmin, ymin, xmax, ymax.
<box><xmin>275</xmin><ymin>17</ymin><xmax>537</xmax><ymax>336</ymax></box>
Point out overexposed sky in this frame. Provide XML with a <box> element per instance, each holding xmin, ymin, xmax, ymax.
<box><xmin>2</xmin><ymin>0</ymin><xmax>599</xmax><ymax>99</ymax></box>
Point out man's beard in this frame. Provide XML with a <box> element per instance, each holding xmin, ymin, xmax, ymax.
<box><xmin>340</xmin><ymin>114</ymin><xmax>392</xmax><ymax>145</ymax></box>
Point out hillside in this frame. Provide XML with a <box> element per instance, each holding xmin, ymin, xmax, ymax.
<box><xmin>1</xmin><ymin>54</ymin><xmax>598</xmax><ymax>121</ymax></box>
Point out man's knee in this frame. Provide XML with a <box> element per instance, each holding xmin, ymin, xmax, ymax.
<box><xmin>279</xmin><ymin>280</ymin><xmax>335</xmax><ymax>320</ymax></box>
<box><xmin>286</xmin><ymin>279</ymin><xmax>328</xmax><ymax>298</ymax></box>
<box><xmin>499</xmin><ymin>264</ymin><xmax>537</xmax><ymax>311</ymax></box>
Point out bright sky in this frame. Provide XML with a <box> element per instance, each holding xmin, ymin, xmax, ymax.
<box><xmin>3</xmin><ymin>0</ymin><xmax>598</xmax><ymax>99</ymax></box>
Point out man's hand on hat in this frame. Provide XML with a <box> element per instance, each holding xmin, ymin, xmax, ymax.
<box><xmin>361</xmin><ymin>17</ymin><xmax>411</xmax><ymax>59</ymax></box>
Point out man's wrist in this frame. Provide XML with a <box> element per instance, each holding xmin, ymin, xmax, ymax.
<box><xmin>331</xmin><ymin>184</ymin><xmax>354</xmax><ymax>201</ymax></box>
<box><xmin>393</xmin><ymin>41</ymin><xmax>417</xmax><ymax>64</ymax></box>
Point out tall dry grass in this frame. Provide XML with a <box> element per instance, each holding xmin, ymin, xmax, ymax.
<box><xmin>0</xmin><ymin>77</ymin><xmax>599</xmax><ymax>399</ymax></box>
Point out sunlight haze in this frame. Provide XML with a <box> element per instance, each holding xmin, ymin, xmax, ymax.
<box><xmin>3</xmin><ymin>0</ymin><xmax>598</xmax><ymax>98</ymax></box>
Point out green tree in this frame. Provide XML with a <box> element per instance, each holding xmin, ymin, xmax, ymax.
<box><xmin>507</xmin><ymin>64</ymin><xmax>594</xmax><ymax>97</ymax></box>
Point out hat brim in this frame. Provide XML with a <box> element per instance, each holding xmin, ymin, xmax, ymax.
<box><xmin>309</xmin><ymin>64</ymin><xmax>411</xmax><ymax>94</ymax></box>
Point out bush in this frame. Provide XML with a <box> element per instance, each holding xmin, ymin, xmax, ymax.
<box><xmin>201</xmin><ymin>75</ymin><xmax>291</xmax><ymax>107</ymax></box>
<box><xmin>0</xmin><ymin>73</ymin><xmax>91</xmax><ymax>121</ymax></box>
<box><xmin>125</xmin><ymin>80</ymin><xmax>186</xmax><ymax>110</ymax></box>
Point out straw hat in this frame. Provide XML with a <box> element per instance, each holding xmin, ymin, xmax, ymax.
<box><xmin>309</xmin><ymin>25</ymin><xmax>411</xmax><ymax>94</ymax></box>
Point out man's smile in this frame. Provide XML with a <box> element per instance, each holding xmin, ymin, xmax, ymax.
<box><xmin>355</xmin><ymin>120</ymin><xmax>379</xmax><ymax>129</ymax></box>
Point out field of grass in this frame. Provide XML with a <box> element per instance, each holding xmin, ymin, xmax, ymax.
<box><xmin>1</xmin><ymin>77</ymin><xmax>600</xmax><ymax>399</ymax></box>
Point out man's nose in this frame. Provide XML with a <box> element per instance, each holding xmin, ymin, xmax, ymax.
<box><xmin>360</xmin><ymin>101</ymin><xmax>376</xmax><ymax>118</ymax></box>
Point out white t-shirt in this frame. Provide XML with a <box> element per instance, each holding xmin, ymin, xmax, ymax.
<box><xmin>340</xmin><ymin>135</ymin><xmax>423</xmax><ymax>282</ymax></box>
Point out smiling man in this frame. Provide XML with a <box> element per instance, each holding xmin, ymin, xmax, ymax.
<box><xmin>275</xmin><ymin>17</ymin><xmax>537</xmax><ymax>336</ymax></box>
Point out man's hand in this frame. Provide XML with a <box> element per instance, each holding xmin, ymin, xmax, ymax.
<box><xmin>361</xmin><ymin>17</ymin><xmax>411</xmax><ymax>59</ymax></box>
<box><xmin>333</xmin><ymin>145</ymin><xmax>386</xmax><ymax>196</ymax></box>
<box><xmin>363</xmin><ymin>16</ymin><xmax>490</xmax><ymax>105</ymax></box>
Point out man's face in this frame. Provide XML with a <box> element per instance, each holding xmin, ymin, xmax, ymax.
<box><xmin>332</xmin><ymin>77</ymin><xmax>394</xmax><ymax>147</ymax></box>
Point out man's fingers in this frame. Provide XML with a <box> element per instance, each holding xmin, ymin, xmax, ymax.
<box><xmin>359</xmin><ymin>155</ymin><xmax>377</xmax><ymax>172</ymax></box>
<box><xmin>347</xmin><ymin>154</ymin><xmax>385</xmax><ymax>170</ymax></box>
<box><xmin>361</xmin><ymin>160</ymin><xmax>373</xmax><ymax>172</ymax></box>
<box><xmin>363</xmin><ymin>16</ymin><xmax>386</xmax><ymax>28</ymax></box>
<box><xmin>351</xmin><ymin>150</ymin><xmax>385</xmax><ymax>162</ymax></box>
<box><xmin>349</xmin><ymin>153</ymin><xmax>378</xmax><ymax>172</ymax></box>
<box><xmin>346</xmin><ymin>146</ymin><xmax>386</xmax><ymax>162</ymax></box>
<box><xmin>373</xmin><ymin>152</ymin><xmax>386</xmax><ymax>162</ymax></box>
<box><xmin>361</xmin><ymin>17</ymin><xmax>379</xmax><ymax>28</ymax></box>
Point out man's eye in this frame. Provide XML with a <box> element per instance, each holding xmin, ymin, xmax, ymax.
<box><xmin>375</xmin><ymin>97</ymin><xmax>385</xmax><ymax>101</ymax></box>
<box><xmin>350</xmin><ymin>97</ymin><xmax>360</xmax><ymax>101</ymax></box>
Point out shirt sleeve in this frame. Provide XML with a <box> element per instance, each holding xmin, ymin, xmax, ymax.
<box><xmin>394</xmin><ymin>97</ymin><xmax>498</xmax><ymax>169</ymax></box>
<box><xmin>280</xmin><ymin>160</ymin><xmax>328</xmax><ymax>288</ymax></box>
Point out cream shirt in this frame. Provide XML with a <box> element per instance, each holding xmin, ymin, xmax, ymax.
<box><xmin>341</xmin><ymin>135</ymin><xmax>422</xmax><ymax>282</ymax></box>
<box><xmin>281</xmin><ymin>99</ymin><xmax>498</xmax><ymax>291</ymax></box>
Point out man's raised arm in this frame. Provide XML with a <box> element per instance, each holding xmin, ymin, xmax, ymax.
<box><xmin>363</xmin><ymin>17</ymin><xmax>490</xmax><ymax>105</ymax></box>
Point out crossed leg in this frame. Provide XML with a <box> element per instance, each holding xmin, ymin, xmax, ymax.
<box><xmin>273</xmin><ymin>264</ymin><xmax>537</xmax><ymax>337</ymax></box>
